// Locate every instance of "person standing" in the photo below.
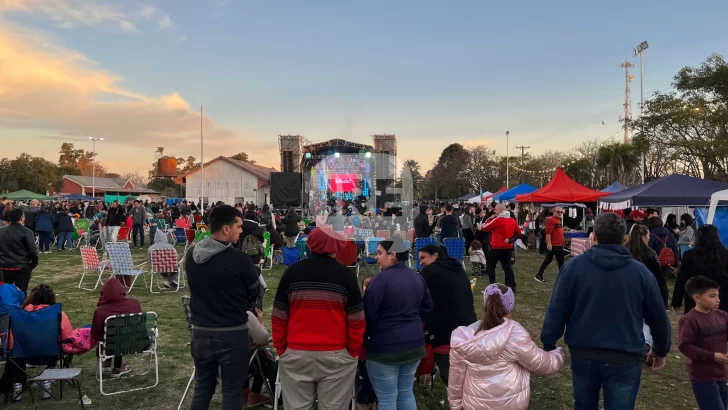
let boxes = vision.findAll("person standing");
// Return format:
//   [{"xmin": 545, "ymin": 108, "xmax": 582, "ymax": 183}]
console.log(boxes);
[
  {"xmin": 282, "ymin": 208, "xmax": 301, "ymax": 248},
  {"xmin": 647, "ymin": 216, "xmax": 679, "ymax": 308},
  {"xmin": 105, "ymin": 200, "xmax": 125, "ymax": 243},
  {"xmin": 272, "ymin": 228, "xmax": 365, "ymax": 410},
  {"xmin": 129, "ymin": 200, "xmax": 147, "ymax": 248},
  {"xmin": 534, "ymin": 206, "xmax": 565, "ymax": 283},
  {"xmin": 0, "ymin": 208, "xmax": 39, "ymax": 292},
  {"xmin": 35, "ymin": 204, "xmax": 55, "ymax": 254},
  {"xmin": 437, "ymin": 204, "xmax": 459, "ymax": 242},
  {"xmin": 541, "ymin": 212, "xmax": 671, "ymax": 410},
  {"xmin": 461, "ymin": 206, "xmax": 475, "ymax": 256},
  {"xmin": 54, "ymin": 208, "xmax": 74, "ymax": 251},
  {"xmin": 481, "ymin": 203, "xmax": 521, "ymax": 291},
  {"xmin": 677, "ymin": 213, "xmax": 696, "ymax": 257},
  {"xmin": 678, "ymin": 276, "xmax": 728, "ymax": 410},
  {"xmin": 186, "ymin": 205, "xmax": 260, "ymax": 410}
]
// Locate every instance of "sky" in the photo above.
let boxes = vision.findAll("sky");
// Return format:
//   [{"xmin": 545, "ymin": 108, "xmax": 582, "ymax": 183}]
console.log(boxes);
[{"xmin": 1, "ymin": 0, "xmax": 727, "ymax": 175}]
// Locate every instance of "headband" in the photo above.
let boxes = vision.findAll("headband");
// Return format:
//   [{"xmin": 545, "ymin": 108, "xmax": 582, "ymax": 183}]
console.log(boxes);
[{"xmin": 483, "ymin": 283, "xmax": 515, "ymax": 313}]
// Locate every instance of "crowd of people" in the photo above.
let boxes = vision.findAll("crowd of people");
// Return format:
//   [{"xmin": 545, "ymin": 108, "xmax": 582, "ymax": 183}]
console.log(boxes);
[{"xmin": 2, "ymin": 191, "xmax": 728, "ymax": 409}]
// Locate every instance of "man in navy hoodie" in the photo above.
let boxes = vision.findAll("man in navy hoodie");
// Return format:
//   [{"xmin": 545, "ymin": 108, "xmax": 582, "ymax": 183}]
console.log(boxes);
[{"xmin": 541, "ymin": 212, "xmax": 671, "ymax": 410}]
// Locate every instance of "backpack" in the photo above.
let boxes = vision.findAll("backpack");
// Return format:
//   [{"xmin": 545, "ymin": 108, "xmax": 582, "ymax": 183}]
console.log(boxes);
[
  {"xmin": 242, "ymin": 234, "xmax": 265, "ymax": 258},
  {"xmin": 652, "ymin": 234, "xmax": 675, "ymax": 267}
]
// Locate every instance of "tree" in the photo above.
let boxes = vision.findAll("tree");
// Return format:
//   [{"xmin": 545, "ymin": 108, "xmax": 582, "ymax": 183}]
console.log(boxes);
[
  {"xmin": 400, "ymin": 159, "xmax": 425, "ymax": 199},
  {"xmin": 0, "ymin": 154, "xmax": 61, "ymax": 193},
  {"xmin": 230, "ymin": 152, "xmax": 256, "ymax": 164},
  {"xmin": 430, "ymin": 144, "xmax": 470, "ymax": 199},
  {"xmin": 462, "ymin": 146, "xmax": 502, "ymax": 192},
  {"xmin": 122, "ymin": 171, "xmax": 146, "ymax": 188},
  {"xmin": 596, "ymin": 143, "xmax": 639, "ymax": 184},
  {"xmin": 178, "ymin": 156, "xmax": 197, "ymax": 175},
  {"xmin": 104, "ymin": 172, "xmax": 121, "ymax": 179},
  {"xmin": 147, "ymin": 178, "xmax": 182, "ymax": 197},
  {"xmin": 57, "ymin": 142, "xmax": 103, "ymax": 176}
]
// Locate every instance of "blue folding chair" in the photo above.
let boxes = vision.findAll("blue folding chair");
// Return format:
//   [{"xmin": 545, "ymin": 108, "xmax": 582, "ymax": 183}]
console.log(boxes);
[
  {"xmin": 356, "ymin": 229, "xmax": 373, "ymax": 239},
  {"xmin": 280, "ymin": 247, "xmax": 300, "ymax": 271},
  {"xmin": 295, "ymin": 239, "xmax": 308, "ymax": 260},
  {"xmin": 174, "ymin": 228, "xmax": 187, "ymax": 245},
  {"xmin": 362, "ymin": 237, "xmax": 383, "ymax": 272},
  {"xmin": 414, "ymin": 237, "xmax": 437, "ymax": 271},
  {"xmin": 403, "ymin": 240, "xmax": 412, "ymax": 267},
  {"xmin": 444, "ymin": 237, "xmax": 466, "ymax": 268},
  {"xmin": 7, "ymin": 304, "xmax": 85, "ymax": 408}
]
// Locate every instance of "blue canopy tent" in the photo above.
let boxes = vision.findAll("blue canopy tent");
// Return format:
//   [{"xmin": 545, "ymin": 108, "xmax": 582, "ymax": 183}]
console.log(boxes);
[
  {"xmin": 64, "ymin": 193, "xmax": 98, "ymax": 201},
  {"xmin": 599, "ymin": 174, "xmax": 728, "ymax": 210},
  {"xmin": 493, "ymin": 184, "xmax": 538, "ymax": 202},
  {"xmin": 601, "ymin": 181, "xmax": 626, "ymax": 193}
]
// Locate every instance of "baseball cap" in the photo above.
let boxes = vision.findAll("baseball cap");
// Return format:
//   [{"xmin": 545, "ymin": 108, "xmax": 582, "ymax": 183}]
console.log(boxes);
[{"xmin": 629, "ymin": 210, "xmax": 648, "ymax": 219}]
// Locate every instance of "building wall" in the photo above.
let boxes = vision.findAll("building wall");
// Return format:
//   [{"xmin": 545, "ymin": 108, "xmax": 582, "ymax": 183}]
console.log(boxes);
[
  {"xmin": 184, "ymin": 159, "xmax": 271, "ymax": 205},
  {"xmin": 62, "ymin": 179, "xmax": 84, "ymax": 195}
]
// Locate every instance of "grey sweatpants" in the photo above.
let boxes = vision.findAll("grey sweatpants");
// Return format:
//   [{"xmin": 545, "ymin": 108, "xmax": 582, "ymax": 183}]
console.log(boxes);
[{"xmin": 279, "ymin": 349, "xmax": 357, "ymax": 410}]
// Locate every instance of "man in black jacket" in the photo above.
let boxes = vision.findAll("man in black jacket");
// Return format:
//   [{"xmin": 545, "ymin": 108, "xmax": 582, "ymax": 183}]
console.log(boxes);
[
  {"xmin": 0, "ymin": 208, "xmax": 39, "ymax": 292},
  {"xmin": 105, "ymin": 200, "xmax": 125, "ymax": 243},
  {"xmin": 186, "ymin": 205, "xmax": 259, "ymax": 410},
  {"xmin": 414, "ymin": 204, "xmax": 433, "ymax": 239}
]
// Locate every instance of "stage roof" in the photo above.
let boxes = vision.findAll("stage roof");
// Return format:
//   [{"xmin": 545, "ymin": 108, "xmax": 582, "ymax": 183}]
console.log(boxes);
[{"xmin": 303, "ymin": 138, "xmax": 374, "ymax": 155}]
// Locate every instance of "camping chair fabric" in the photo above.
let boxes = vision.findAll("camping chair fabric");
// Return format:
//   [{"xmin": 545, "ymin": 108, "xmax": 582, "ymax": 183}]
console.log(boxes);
[
  {"xmin": 116, "ymin": 227, "xmax": 129, "ymax": 242},
  {"xmin": 174, "ymin": 228, "xmax": 186, "ymax": 245},
  {"xmin": 356, "ymin": 229, "xmax": 373, "ymax": 239},
  {"xmin": 105, "ymin": 243, "xmax": 147, "ymax": 292},
  {"xmin": 376, "ymin": 230, "xmax": 390, "ymax": 239},
  {"xmin": 295, "ymin": 239, "xmax": 308, "ymax": 260},
  {"xmin": 149, "ymin": 248, "xmax": 184, "ymax": 293},
  {"xmin": 98, "ymin": 312, "xmax": 158, "ymax": 396},
  {"xmin": 281, "ymin": 247, "xmax": 300, "ymax": 268},
  {"xmin": 336, "ymin": 240, "xmax": 359, "ymax": 277},
  {"xmin": 79, "ymin": 246, "xmax": 111, "ymax": 291},
  {"xmin": 414, "ymin": 238, "xmax": 438, "ymax": 270},
  {"xmin": 262, "ymin": 231, "xmax": 274, "ymax": 271},
  {"xmin": 444, "ymin": 237, "xmax": 466, "ymax": 264}
]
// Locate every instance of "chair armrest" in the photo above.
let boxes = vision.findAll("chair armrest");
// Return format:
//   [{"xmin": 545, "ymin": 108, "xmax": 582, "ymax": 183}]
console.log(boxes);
[{"xmin": 133, "ymin": 262, "xmax": 148, "ymax": 270}]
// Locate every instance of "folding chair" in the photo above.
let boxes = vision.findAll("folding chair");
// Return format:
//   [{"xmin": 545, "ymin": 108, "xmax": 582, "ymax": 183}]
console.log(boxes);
[
  {"xmin": 356, "ymin": 229, "xmax": 373, "ymax": 239},
  {"xmin": 105, "ymin": 243, "xmax": 148, "ymax": 292},
  {"xmin": 414, "ymin": 237, "xmax": 437, "ymax": 271},
  {"xmin": 174, "ymin": 228, "xmax": 187, "ymax": 246},
  {"xmin": 79, "ymin": 246, "xmax": 111, "ymax": 291},
  {"xmin": 183, "ymin": 229, "xmax": 196, "ymax": 255},
  {"xmin": 403, "ymin": 240, "xmax": 412, "ymax": 267},
  {"xmin": 116, "ymin": 227, "xmax": 130, "ymax": 243},
  {"xmin": 444, "ymin": 237, "xmax": 466, "ymax": 269},
  {"xmin": 336, "ymin": 239, "xmax": 360, "ymax": 277},
  {"xmin": 376, "ymin": 230, "xmax": 390, "ymax": 240},
  {"xmin": 97, "ymin": 312, "xmax": 158, "ymax": 396},
  {"xmin": 295, "ymin": 238, "xmax": 308, "ymax": 261},
  {"xmin": 393, "ymin": 230, "xmax": 408, "ymax": 239},
  {"xmin": 407, "ymin": 229, "xmax": 416, "ymax": 243},
  {"xmin": 7, "ymin": 304, "xmax": 85, "ymax": 409},
  {"xmin": 343, "ymin": 226, "xmax": 356, "ymax": 237},
  {"xmin": 261, "ymin": 231, "xmax": 274, "ymax": 271},
  {"xmin": 363, "ymin": 237, "xmax": 383, "ymax": 272},
  {"xmin": 74, "ymin": 220, "xmax": 90, "ymax": 249},
  {"xmin": 149, "ymin": 248, "xmax": 185, "ymax": 293},
  {"xmin": 158, "ymin": 220, "xmax": 176, "ymax": 244}
]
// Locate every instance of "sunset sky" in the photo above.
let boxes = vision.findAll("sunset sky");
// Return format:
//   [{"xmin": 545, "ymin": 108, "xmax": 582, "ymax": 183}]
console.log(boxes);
[{"xmin": 1, "ymin": 0, "xmax": 727, "ymax": 175}]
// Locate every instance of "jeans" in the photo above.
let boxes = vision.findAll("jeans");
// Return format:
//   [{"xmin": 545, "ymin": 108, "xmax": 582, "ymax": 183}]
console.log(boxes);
[
  {"xmin": 366, "ymin": 359, "xmax": 420, "ymax": 410},
  {"xmin": 149, "ymin": 226, "xmax": 157, "ymax": 245},
  {"xmin": 487, "ymin": 248, "xmax": 517, "ymax": 291},
  {"xmin": 38, "ymin": 231, "xmax": 51, "ymax": 251},
  {"xmin": 106, "ymin": 226, "xmax": 120, "ymax": 243},
  {"xmin": 536, "ymin": 245, "xmax": 565, "ymax": 278},
  {"xmin": 571, "ymin": 357, "xmax": 642, "ymax": 410},
  {"xmin": 132, "ymin": 223, "xmax": 145, "ymax": 247},
  {"xmin": 57, "ymin": 231, "xmax": 73, "ymax": 250},
  {"xmin": 190, "ymin": 328, "xmax": 250, "ymax": 410},
  {"xmin": 691, "ymin": 380, "xmax": 728, "ymax": 410}
]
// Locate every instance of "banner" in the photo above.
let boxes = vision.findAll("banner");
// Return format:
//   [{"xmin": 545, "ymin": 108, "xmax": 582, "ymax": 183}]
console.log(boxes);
[{"xmin": 329, "ymin": 174, "xmax": 358, "ymax": 192}]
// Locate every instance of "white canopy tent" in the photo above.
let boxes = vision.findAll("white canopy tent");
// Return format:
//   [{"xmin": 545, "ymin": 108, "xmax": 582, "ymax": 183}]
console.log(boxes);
[
  {"xmin": 707, "ymin": 189, "xmax": 728, "ymax": 224},
  {"xmin": 467, "ymin": 191, "xmax": 492, "ymax": 203}
]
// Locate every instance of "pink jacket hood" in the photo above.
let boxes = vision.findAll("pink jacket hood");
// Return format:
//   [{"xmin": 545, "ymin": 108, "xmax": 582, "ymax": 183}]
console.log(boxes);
[{"xmin": 448, "ymin": 318, "xmax": 565, "ymax": 410}]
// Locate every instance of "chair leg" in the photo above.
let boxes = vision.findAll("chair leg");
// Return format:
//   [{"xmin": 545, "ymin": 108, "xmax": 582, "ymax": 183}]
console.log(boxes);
[
  {"xmin": 77, "ymin": 373, "xmax": 85, "ymax": 410},
  {"xmin": 178, "ymin": 366, "xmax": 195, "ymax": 410}
]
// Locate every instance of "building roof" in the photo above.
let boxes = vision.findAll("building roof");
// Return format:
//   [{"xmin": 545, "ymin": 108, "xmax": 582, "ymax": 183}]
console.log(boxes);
[
  {"xmin": 63, "ymin": 175, "xmax": 155, "ymax": 193},
  {"xmin": 175, "ymin": 156, "xmax": 277, "ymax": 184}
]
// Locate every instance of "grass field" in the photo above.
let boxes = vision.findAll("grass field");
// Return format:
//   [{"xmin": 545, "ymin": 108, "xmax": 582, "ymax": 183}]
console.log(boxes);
[{"xmin": 8, "ymin": 242, "xmax": 697, "ymax": 409}]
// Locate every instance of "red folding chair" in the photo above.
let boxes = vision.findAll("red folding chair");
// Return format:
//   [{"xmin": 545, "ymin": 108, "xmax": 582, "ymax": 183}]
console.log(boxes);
[
  {"xmin": 335, "ymin": 240, "xmax": 359, "ymax": 277},
  {"xmin": 407, "ymin": 229, "xmax": 416, "ymax": 243},
  {"xmin": 117, "ymin": 227, "xmax": 129, "ymax": 242},
  {"xmin": 343, "ymin": 226, "xmax": 356, "ymax": 237}
]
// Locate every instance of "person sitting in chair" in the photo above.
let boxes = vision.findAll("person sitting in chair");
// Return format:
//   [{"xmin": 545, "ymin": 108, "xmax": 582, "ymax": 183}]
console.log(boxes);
[
  {"xmin": 147, "ymin": 230, "xmax": 180, "ymax": 288},
  {"xmin": 244, "ymin": 301, "xmax": 276, "ymax": 407}
]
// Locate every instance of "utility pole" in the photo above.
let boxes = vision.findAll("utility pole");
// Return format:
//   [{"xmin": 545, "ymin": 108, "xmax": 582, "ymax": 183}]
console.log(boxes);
[
  {"xmin": 634, "ymin": 41, "xmax": 649, "ymax": 184},
  {"xmin": 516, "ymin": 145, "xmax": 529, "ymax": 183},
  {"xmin": 505, "ymin": 131, "xmax": 510, "ymax": 188},
  {"xmin": 88, "ymin": 137, "xmax": 104, "ymax": 197},
  {"xmin": 620, "ymin": 61, "xmax": 635, "ymax": 144},
  {"xmin": 200, "ymin": 105, "xmax": 204, "ymax": 216}
]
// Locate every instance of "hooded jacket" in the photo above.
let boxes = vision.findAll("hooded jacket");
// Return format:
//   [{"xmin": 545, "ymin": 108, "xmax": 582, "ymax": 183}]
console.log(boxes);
[
  {"xmin": 482, "ymin": 211, "xmax": 522, "ymax": 250},
  {"xmin": 541, "ymin": 244, "xmax": 672, "ymax": 362},
  {"xmin": 34, "ymin": 210, "xmax": 55, "ymax": 233},
  {"xmin": 448, "ymin": 319, "xmax": 565, "ymax": 410},
  {"xmin": 22, "ymin": 206, "xmax": 39, "ymax": 231},
  {"xmin": 421, "ymin": 257, "xmax": 477, "ymax": 347},
  {"xmin": 54, "ymin": 211, "xmax": 74, "ymax": 233},
  {"xmin": 414, "ymin": 206, "xmax": 433, "ymax": 238},
  {"xmin": 91, "ymin": 279, "xmax": 142, "ymax": 342},
  {"xmin": 186, "ymin": 237, "xmax": 259, "ymax": 329}
]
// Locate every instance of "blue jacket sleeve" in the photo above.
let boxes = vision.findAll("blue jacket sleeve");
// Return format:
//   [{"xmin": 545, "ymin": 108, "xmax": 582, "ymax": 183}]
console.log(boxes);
[
  {"xmin": 363, "ymin": 275, "xmax": 385, "ymax": 326},
  {"xmin": 642, "ymin": 269, "xmax": 672, "ymax": 357},
  {"xmin": 540, "ymin": 263, "xmax": 573, "ymax": 351}
]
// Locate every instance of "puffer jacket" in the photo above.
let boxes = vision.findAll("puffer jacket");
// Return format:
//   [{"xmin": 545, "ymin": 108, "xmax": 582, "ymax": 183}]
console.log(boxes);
[{"xmin": 448, "ymin": 319, "xmax": 565, "ymax": 410}]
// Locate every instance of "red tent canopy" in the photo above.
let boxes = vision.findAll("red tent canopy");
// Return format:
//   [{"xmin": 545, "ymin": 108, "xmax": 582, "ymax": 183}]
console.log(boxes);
[
  {"xmin": 484, "ymin": 186, "xmax": 507, "ymax": 200},
  {"xmin": 515, "ymin": 168, "xmax": 610, "ymax": 203}
]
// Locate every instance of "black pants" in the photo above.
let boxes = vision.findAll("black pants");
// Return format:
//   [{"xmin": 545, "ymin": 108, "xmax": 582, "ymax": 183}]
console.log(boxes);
[
  {"xmin": 190, "ymin": 328, "xmax": 250, "ymax": 410},
  {"xmin": 243, "ymin": 348, "xmax": 277, "ymax": 395},
  {"xmin": 536, "ymin": 246, "xmax": 565, "ymax": 278},
  {"xmin": 132, "ymin": 223, "xmax": 145, "ymax": 247},
  {"xmin": 434, "ymin": 353, "xmax": 450, "ymax": 386},
  {"xmin": 463, "ymin": 229, "xmax": 474, "ymax": 256},
  {"xmin": 657, "ymin": 267, "xmax": 670, "ymax": 309},
  {"xmin": 691, "ymin": 380, "xmax": 728, "ymax": 410},
  {"xmin": 38, "ymin": 231, "xmax": 51, "ymax": 252},
  {"xmin": 487, "ymin": 248, "xmax": 516, "ymax": 291},
  {"xmin": 539, "ymin": 231, "xmax": 547, "ymax": 254},
  {"xmin": 2, "ymin": 267, "xmax": 32, "ymax": 293}
]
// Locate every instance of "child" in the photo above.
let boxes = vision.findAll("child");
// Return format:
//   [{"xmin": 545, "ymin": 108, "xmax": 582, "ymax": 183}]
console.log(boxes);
[
  {"xmin": 678, "ymin": 275, "xmax": 728, "ymax": 410},
  {"xmin": 448, "ymin": 284, "xmax": 565, "ymax": 410},
  {"xmin": 468, "ymin": 241, "xmax": 487, "ymax": 277},
  {"xmin": 356, "ymin": 275, "xmax": 377, "ymax": 410}
]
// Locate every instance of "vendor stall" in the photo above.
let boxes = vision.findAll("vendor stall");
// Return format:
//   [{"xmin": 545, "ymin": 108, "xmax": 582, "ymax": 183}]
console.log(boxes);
[
  {"xmin": 493, "ymin": 183, "xmax": 538, "ymax": 202},
  {"xmin": 599, "ymin": 174, "xmax": 728, "ymax": 210}
]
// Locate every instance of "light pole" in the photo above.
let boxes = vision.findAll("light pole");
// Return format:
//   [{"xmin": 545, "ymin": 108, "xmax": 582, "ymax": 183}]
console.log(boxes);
[
  {"xmin": 634, "ymin": 41, "xmax": 648, "ymax": 184},
  {"xmin": 505, "ymin": 131, "xmax": 510, "ymax": 188},
  {"xmin": 88, "ymin": 137, "xmax": 104, "ymax": 197}
]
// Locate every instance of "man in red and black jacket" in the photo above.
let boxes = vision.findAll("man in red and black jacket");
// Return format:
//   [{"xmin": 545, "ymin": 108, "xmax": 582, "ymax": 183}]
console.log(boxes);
[
  {"xmin": 272, "ymin": 228, "xmax": 365, "ymax": 409},
  {"xmin": 482, "ymin": 203, "xmax": 522, "ymax": 291},
  {"xmin": 535, "ymin": 206, "xmax": 566, "ymax": 283}
]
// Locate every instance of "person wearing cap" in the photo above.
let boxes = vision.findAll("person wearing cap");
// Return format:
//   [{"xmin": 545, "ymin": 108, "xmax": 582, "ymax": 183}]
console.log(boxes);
[
  {"xmin": 363, "ymin": 237, "xmax": 433, "ymax": 410},
  {"xmin": 541, "ymin": 212, "xmax": 671, "ymax": 409},
  {"xmin": 272, "ymin": 228, "xmax": 365, "ymax": 410},
  {"xmin": 534, "ymin": 206, "xmax": 566, "ymax": 283},
  {"xmin": 449, "ymin": 283, "xmax": 565, "ymax": 410},
  {"xmin": 626, "ymin": 209, "xmax": 648, "ymax": 234}
]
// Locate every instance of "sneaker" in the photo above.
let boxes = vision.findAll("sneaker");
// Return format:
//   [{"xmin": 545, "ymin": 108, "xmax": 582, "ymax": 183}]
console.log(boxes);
[
  {"xmin": 162, "ymin": 280, "xmax": 172, "ymax": 289},
  {"xmin": 171, "ymin": 281, "xmax": 179, "ymax": 288},
  {"xmin": 534, "ymin": 275, "xmax": 545, "ymax": 283},
  {"xmin": 111, "ymin": 365, "xmax": 132, "ymax": 378}
]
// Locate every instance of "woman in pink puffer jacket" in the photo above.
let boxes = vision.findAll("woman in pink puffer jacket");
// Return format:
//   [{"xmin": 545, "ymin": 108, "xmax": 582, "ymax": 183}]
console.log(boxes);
[{"xmin": 448, "ymin": 284, "xmax": 565, "ymax": 410}]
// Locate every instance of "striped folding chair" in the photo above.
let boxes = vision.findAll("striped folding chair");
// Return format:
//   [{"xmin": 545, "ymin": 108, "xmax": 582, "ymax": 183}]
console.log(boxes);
[
  {"xmin": 149, "ymin": 248, "xmax": 185, "ymax": 293},
  {"xmin": 105, "ymin": 242, "xmax": 147, "ymax": 292},
  {"xmin": 376, "ymin": 230, "xmax": 390, "ymax": 240},
  {"xmin": 79, "ymin": 245, "xmax": 111, "ymax": 291},
  {"xmin": 261, "ymin": 231, "xmax": 274, "ymax": 271},
  {"xmin": 444, "ymin": 237, "xmax": 466, "ymax": 269},
  {"xmin": 357, "ymin": 229, "xmax": 373, "ymax": 239},
  {"xmin": 414, "ymin": 237, "xmax": 438, "ymax": 271}
]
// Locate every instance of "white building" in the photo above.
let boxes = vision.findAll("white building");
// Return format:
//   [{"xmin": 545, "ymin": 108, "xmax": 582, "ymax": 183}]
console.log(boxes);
[{"xmin": 175, "ymin": 156, "xmax": 276, "ymax": 205}]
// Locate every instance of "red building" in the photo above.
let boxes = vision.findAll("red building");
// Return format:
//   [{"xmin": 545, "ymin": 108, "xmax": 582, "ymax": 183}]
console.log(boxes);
[{"xmin": 61, "ymin": 175, "xmax": 157, "ymax": 197}]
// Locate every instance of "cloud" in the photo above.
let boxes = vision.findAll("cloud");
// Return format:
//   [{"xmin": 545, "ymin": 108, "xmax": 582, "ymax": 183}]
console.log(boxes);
[
  {"xmin": 0, "ymin": 25, "xmax": 272, "ymax": 172},
  {"xmin": 177, "ymin": 34, "xmax": 187, "ymax": 42},
  {"xmin": 0, "ymin": 0, "xmax": 135, "ymax": 31},
  {"xmin": 119, "ymin": 20, "xmax": 136, "ymax": 32},
  {"xmin": 158, "ymin": 13, "xmax": 174, "ymax": 30},
  {"xmin": 138, "ymin": 5, "xmax": 155, "ymax": 20}
]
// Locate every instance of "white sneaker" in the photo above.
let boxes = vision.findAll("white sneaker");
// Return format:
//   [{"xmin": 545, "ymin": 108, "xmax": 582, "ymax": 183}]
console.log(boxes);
[{"xmin": 162, "ymin": 280, "xmax": 172, "ymax": 289}]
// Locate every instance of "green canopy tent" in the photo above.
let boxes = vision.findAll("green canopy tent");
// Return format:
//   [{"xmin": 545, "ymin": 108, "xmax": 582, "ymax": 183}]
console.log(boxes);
[{"xmin": 4, "ymin": 189, "xmax": 54, "ymax": 201}]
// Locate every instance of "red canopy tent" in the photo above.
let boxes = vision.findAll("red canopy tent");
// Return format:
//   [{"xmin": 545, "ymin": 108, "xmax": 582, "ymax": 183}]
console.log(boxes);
[
  {"xmin": 484, "ymin": 186, "xmax": 507, "ymax": 201},
  {"xmin": 515, "ymin": 168, "xmax": 610, "ymax": 203}
]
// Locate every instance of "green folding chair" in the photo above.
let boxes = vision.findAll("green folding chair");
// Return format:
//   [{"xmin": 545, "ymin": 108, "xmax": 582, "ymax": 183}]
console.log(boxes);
[{"xmin": 261, "ymin": 231, "xmax": 273, "ymax": 271}]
